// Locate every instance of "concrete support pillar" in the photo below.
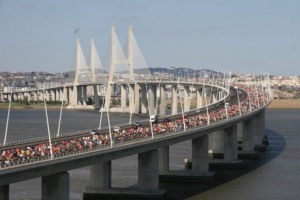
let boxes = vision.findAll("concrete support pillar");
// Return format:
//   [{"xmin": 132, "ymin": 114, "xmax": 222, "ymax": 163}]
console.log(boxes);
[
  {"xmin": 52, "ymin": 90, "xmax": 56, "ymax": 101},
  {"xmin": 224, "ymin": 125, "xmax": 238, "ymax": 160},
  {"xmin": 27, "ymin": 92, "xmax": 31, "ymax": 102},
  {"xmin": 14, "ymin": 93, "xmax": 17, "ymax": 101},
  {"xmin": 129, "ymin": 84, "xmax": 135, "ymax": 113},
  {"xmin": 141, "ymin": 85, "xmax": 148, "ymax": 114},
  {"xmin": 42, "ymin": 172, "xmax": 69, "ymax": 200},
  {"xmin": 7, "ymin": 94, "xmax": 12, "ymax": 101},
  {"xmin": 260, "ymin": 109, "xmax": 266, "ymax": 139},
  {"xmin": 160, "ymin": 85, "xmax": 166, "ymax": 115},
  {"xmin": 82, "ymin": 86, "xmax": 87, "ymax": 106},
  {"xmin": 8, "ymin": 93, "xmax": 12, "ymax": 101},
  {"xmin": 67, "ymin": 88, "xmax": 71, "ymax": 104},
  {"xmin": 192, "ymin": 135, "xmax": 209, "ymax": 174},
  {"xmin": 57, "ymin": 89, "xmax": 61, "ymax": 101},
  {"xmin": 38, "ymin": 91, "xmax": 43, "ymax": 101},
  {"xmin": 218, "ymin": 90, "xmax": 222, "ymax": 100},
  {"xmin": 242, "ymin": 119, "xmax": 255, "ymax": 151},
  {"xmin": 1, "ymin": 93, "xmax": 5, "ymax": 101},
  {"xmin": 69, "ymin": 86, "xmax": 78, "ymax": 106},
  {"xmin": 89, "ymin": 161, "xmax": 112, "ymax": 189},
  {"xmin": 99, "ymin": 85, "xmax": 105, "ymax": 95},
  {"xmin": 212, "ymin": 130, "xmax": 224, "ymax": 154},
  {"xmin": 51, "ymin": 89, "xmax": 58, "ymax": 101},
  {"xmin": 120, "ymin": 84, "xmax": 127, "ymax": 111},
  {"xmin": 77, "ymin": 86, "xmax": 82, "ymax": 105},
  {"xmin": 59, "ymin": 88, "xmax": 64, "ymax": 102},
  {"xmin": 93, "ymin": 85, "xmax": 100, "ymax": 109},
  {"xmin": 134, "ymin": 84, "xmax": 140, "ymax": 114},
  {"xmin": 55, "ymin": 89, "xmax": 58, "ymax": 101},
  {"xmin": 158, "ymin": 146, "xmax": 169, "ymax": 172},
  {"xmin": 55, "ymin": 89, "xmax": 59, "ymax": 102},
  {"xmin": 148, "ymin": 85, "xmax": 156, "ymax": 115},
  {"xmin": 58, "ymin": 88, "xmax": 61, "ymax": 102},
  {"xmin": 48, "ymin": 90, "xmax": 51, "ymax": 101},
  {"xmin": 254, "ymin": 110, "xmax": 265, "ymax": 145},
  {"xmin": 104, "ymin": 84, "xmax": 112, "ymax": 110},
  {"xmin": 13, "ymin": 93, "xmax": 17, "ymax": 101},
  {"xmin": 171, "ymin": 85, "xmax": 178, "ymax": 115},
  {"xmin": 196, "ymin": 88, "xmax": 203, "ymax": 108},
  {"xmin": 183, "ymin": 85, "xmax": 190, "ymax": 112},
  {"xmin": 45, "ymin": 90, "xmax": 50, "ymax": 101},
  {"xmin": 212, "ymin": 92, "xmax": 217, "ymax": 103},
  {"xmin": 32, "ymin": 92, "xmax": 38, "ymax": 101},
  {"xmin": 237, "ymin": 122, "xmax": 243, "ymax": 141},
  {"xmin": 50, "ymin": 90, "xmax": 55, "ymax": 101},
  {"xmin": 138, "ymin": 150, "xmax": 159, "ymax": 192},
  {"xmin": 0, "ymin": 185, "xmax": 9, "ymax": 200}
]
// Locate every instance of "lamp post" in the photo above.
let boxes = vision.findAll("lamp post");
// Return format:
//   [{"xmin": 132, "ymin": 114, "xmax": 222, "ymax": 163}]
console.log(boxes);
[
  {"xmin": 225, "ymin": 102, "xmax": 229, "ymax": 120},
  {"xmin": 204, "ymin": 89, "xmax": 210, "ymax": 125},
  {"xmin": 234, "ymin": 84, "xmax": 242, "ymax": 116}
]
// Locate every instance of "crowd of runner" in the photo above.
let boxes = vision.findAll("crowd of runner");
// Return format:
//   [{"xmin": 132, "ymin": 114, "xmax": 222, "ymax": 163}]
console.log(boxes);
[{"xmin": 0, "ymin": 85, "xmax": 269, "ymax": 168}]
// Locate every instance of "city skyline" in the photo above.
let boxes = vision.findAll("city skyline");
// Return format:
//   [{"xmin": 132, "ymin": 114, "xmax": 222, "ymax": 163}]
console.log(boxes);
[{"xmin": 0, "ymin": 1, "xmax": 299, "ymax": 76}]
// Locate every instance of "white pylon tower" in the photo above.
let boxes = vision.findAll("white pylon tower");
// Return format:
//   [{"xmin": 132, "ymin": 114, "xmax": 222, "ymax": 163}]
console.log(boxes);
[
  {"xmin": 126, "ymin": 26, "xmax": 152, "ymax": 81},
  {"xmin": 127, "ymin": 26, "xmax": 134, "ymax": 79},
  {"xmin": 69, "ymin": 38, "xmax": 83, "ymax": 107},
  {"xmin": 104, "ymin": 26, "xmax": 126, "ymax": 110},
  {"xmin": 101, "ymin": 26, "xmax": 152, "ymax": 111},
  {"xmin": 89, "ymin": 38, "xmax": 97, "ymax": 83},
  {"xmin": 89, "ymin": 38, "xmax": 104, "ymax": 109},
  {"xmin": 107, "ymin": 26, "xmax": 133, "ymax": 83},
  {"xmin": 108, "ymin": 26, "xmax": 116, "ymax": 83},
  {"xmin": 74, "ymin": 38, "xmax": 82, "ymax": 85}
]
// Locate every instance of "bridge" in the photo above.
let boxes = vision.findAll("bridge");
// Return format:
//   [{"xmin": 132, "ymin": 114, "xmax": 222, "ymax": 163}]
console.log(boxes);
[{"xmin": 0, "ymin": 26, "xmax": 272, "ymax": 200}]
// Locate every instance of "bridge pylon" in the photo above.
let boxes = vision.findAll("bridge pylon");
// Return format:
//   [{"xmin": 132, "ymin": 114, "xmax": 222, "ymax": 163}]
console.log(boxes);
[{"xmin": 67, "ymin": 38, "xmax": 86, "ymax": 109}]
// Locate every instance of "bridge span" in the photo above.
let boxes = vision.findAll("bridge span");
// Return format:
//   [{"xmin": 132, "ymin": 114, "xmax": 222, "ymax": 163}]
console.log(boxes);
[
  {"xmin": 0, "ymin": 78, "xmax": 271, "ymax": 200},
  {"xmin": 0, "ymin": 26, "xmax": 272, "ymax": 199}
]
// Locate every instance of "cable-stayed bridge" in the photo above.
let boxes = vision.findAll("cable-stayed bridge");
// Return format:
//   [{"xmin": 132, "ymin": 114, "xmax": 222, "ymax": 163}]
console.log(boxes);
[{"xmin": 0, "ymin": 26, "xmax": 272, "ymax": 200}]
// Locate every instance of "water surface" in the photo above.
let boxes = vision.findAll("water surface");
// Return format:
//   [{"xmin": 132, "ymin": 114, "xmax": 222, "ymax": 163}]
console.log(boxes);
[{"xmin": 0, "ymin": 108, "xmax": 299, "ymax": 200}]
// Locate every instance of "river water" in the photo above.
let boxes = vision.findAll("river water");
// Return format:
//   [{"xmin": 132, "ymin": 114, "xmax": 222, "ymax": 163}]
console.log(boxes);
[{"xmin": 0, "ymin": 108, "xmax": 299, "ymax": 200}]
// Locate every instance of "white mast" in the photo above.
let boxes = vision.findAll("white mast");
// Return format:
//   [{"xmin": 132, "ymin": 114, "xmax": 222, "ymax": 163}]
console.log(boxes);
[
  {"xmin": 178, "ymin": 77, "xmax": 186, "ymax": 131},
  {"xmin": 128, "ymin": 26, "xmax": 134, "ymax": 80},
  {"xmin": 43, "ymin": 86, "xmax": 54, "ymax": 159},
  {"xmin": 56, "ymin": 84, "xmax": 65, "ymax": 137},
  {"xmin": 202, "ymin": 72, "xmax": 210, "ymax": 125},
  {"xmin": 4, "ymin": 82, "xmax": 13, "ymax": 145}
]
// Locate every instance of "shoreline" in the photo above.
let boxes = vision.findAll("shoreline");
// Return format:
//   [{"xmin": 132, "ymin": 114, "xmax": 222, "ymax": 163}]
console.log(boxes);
[
  {"xmin": 1, "ymin": 99, "xmax": 300, "ymax": 110},
  {"xmin": 0, "ymin": 105, "xmax": 66, "ymax": 110},
  {"xmin": 267, "ymin": 99, "xmax": 300, "ymax": 109}
]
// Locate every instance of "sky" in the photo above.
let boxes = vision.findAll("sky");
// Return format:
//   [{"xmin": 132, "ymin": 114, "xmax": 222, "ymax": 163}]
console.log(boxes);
[{"xmin": 0, "ymin": 0, "xmax": 299, "ymax": 76}]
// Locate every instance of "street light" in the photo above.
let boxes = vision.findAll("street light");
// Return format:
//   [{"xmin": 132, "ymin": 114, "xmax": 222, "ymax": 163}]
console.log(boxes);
[
  {"xmin": 234, "ymin": 85, "xmax": 242, "ymax": 116},
  {"xmin": 225, "ymin": 102, "xmax": 229, "ymax": 120}
]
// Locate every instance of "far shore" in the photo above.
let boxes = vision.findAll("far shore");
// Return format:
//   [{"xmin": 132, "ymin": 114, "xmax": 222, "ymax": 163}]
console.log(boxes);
[
  {"xmin": 0, "ymin": 103, "xmax": 66, "ymax": 110},
  {"xmin": 267, "ymin": 99, "xmax": 300, "ymax": 109},
  {"xmin": 1, "ymin": 99, "xmax": 300, "ymax": 110},
  {"xmin": 0, "ymin": 106, "xmax": 66, "ymax": 110}
]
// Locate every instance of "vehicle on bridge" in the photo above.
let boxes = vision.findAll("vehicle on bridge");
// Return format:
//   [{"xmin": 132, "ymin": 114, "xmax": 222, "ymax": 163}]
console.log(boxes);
[
  {"xmin": 150, "ymin": 114, "xmax": 159, "ymax": 123},
  {"xmin": 90, "ymin": 129, "xmax": 100, "ymax": 135}
]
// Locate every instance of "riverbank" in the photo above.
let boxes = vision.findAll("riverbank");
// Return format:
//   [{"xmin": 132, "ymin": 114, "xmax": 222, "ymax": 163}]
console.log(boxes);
[
  {"xmin": 0, "ymin": 103, "xmax": 65, "ymax": 109},
  {"xmin": 267, "ymin": 99, "xmax": 300, "ymax": 109},
  {"xmin": 1, "ymin": 99, "xmax": 300, "ymax": 110}
]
